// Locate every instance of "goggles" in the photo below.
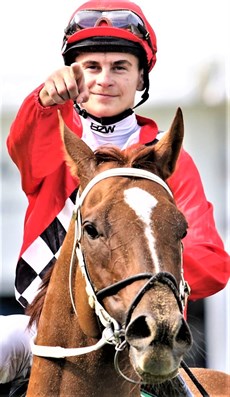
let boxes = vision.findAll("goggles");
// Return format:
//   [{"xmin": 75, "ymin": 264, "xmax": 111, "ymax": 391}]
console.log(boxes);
[{"xmin": 64, "ymin": 10, "xmax": 150, "ymax": 42}]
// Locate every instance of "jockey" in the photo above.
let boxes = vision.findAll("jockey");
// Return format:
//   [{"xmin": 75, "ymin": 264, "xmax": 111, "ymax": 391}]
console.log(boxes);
[{"xmin": 1, "ymin": 0, "xmax": 229, "ymax": 395}]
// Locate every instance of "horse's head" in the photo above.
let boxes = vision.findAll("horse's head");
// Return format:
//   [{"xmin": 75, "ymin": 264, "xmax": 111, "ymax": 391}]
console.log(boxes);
[{"xmin": 59, "ymin": 108, "xmax": 192, "ymax": 385}]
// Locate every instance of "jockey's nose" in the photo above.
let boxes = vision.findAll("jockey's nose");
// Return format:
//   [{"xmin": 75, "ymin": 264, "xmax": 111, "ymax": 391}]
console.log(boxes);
[{"xmin": 96, "ymin": 68, "xmax": 114, "ymax": 87}]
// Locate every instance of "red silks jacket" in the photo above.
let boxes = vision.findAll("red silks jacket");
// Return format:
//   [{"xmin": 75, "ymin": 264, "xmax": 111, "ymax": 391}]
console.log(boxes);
[{"xmin": 7, "ymin": 85, "xmax": 230, "ymax": 303}]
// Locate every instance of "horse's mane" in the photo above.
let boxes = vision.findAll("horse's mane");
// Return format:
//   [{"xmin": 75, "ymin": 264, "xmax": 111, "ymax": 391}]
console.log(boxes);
[
  {"xmin": 26, "ymin": 143, "xmax": 157, "ymax": 327},
  {"xmin": 26, "ymin": 265, "xmax": 54, "ymax": 327}
]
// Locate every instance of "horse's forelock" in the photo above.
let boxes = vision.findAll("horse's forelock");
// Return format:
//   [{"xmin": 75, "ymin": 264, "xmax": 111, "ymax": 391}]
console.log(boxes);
[
  {"xmin": 94, "ymin": 146, "xmax": 127, "ymax": 165},
  {"xmin": 126, "ymin": 145, "xmax": 158, "ymax": 172},
  {"xmin": 94, "ymin": 144, "xmax": 156, "ymax": 170}
]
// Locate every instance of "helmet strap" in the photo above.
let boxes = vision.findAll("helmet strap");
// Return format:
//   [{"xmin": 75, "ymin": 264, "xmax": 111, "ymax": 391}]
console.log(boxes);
[
  {"xmin": 74, "ymin": 103, "xmax": 134, "ymax": 125},
  {"xmin": 133, "ymin": 69, "xmax": 150, "ymax": 109},
  {"xmin": 133, "ymin": 86, "xmax": 149, "ymax": 109}
]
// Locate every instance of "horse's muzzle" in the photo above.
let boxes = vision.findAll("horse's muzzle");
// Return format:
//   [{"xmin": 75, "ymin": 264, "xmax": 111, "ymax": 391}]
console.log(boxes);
[{"xmin": 125, "ymin": 311, "xmax": 192, "ymax": 383}]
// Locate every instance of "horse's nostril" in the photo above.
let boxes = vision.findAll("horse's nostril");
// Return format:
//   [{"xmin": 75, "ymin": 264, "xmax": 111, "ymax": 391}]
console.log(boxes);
[
  {"xmin": 175, "ymin": 318, "xmax": 192, "ymax": 346},
  {"xmin": 126, "ymin": 315, "xmax": 151, "ymax": 339},
  {"xmin": 125, "ymin": 315, "xmax": 157, "ymax": 350},
  {"xmin": 126, "ymin": 314, "xmax": 192, "ymax": 352}
]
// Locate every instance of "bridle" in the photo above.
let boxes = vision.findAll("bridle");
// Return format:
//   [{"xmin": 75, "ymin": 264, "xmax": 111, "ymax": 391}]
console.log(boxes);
[
  {"xmin": 31, "ymin": 168, "xmax": 210, "ymax": 395},
  {"xmin": 32, "ymin": 167, "xmax": 190, "ymax": 358}
]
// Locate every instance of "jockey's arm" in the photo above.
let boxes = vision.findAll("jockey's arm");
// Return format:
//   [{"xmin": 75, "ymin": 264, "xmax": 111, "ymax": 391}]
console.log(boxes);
[
  {"xmin": 7, "ymin": 85, "xmax": 78, "ymax": 195},
  {"xmin": 168, "ymin": 148, "xmax": 230, "ymax": 300}
]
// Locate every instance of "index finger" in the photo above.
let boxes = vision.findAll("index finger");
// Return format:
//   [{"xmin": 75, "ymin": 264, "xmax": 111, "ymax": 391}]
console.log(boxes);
[{"xmin": 70, "ymin": 62, "xmax": 89, "ymax": 103}]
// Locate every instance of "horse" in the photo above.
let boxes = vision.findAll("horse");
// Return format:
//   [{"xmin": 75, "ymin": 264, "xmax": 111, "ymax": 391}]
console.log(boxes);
[{"xmin": 26, "ymin": 108, "xmax": 229, "ymax": 397}]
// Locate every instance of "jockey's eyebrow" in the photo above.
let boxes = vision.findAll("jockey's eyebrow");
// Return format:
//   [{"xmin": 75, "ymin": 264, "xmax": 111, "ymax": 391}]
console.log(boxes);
[
  {"xmin": 81, "ymin": 59, "xmax": 133, "ymax": 67},
  {"xmin": 112, "ymin": 60, "xmax": 133, "ymax": 67}
]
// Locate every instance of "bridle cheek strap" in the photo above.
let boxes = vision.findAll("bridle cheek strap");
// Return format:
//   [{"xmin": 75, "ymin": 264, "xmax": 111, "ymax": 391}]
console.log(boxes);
[{"xmin": 75, "ymin": 241, "xmax": 121, "ymax": 337}]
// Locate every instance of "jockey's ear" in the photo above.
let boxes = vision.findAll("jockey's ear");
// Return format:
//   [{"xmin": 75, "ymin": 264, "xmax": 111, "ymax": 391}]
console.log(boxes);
[
  {"xmin": 58, "ymin": 110, "xmax": 97, "ymax": 188},
  {"xmin": 154, "ymin": 107, "xmax": 184, "ymax": 180}
]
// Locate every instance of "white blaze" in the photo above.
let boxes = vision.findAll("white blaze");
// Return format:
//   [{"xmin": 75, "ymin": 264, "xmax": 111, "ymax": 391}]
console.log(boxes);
[{"xmin": 124, "ymin": 187, "xmax": 160, "ymax": 273}]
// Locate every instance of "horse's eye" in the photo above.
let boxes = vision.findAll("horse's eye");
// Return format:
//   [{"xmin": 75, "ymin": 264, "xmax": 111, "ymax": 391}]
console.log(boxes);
[
  {"xmin": 83, "ymin": 223, "xmax": 100, "ymax": 239},
  {"xmin": 181, "ymin": 230, "xmax": 187, "ymax": 239}
]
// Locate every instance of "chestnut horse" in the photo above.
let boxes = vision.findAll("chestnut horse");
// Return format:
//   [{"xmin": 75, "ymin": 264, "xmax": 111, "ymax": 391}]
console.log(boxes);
[{"xmin": 26, "ymin": 109, "xmax": 229, "ymax": 397}]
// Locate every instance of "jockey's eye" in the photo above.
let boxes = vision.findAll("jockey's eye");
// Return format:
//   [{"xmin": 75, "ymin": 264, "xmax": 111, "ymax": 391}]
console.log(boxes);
[{"xmin": 83, "ymin": 222, "xmax": 100, "ymax": 239}]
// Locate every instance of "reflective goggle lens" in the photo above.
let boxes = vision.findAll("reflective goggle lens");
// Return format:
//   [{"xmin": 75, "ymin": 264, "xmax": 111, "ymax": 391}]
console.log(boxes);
[{"xmin": 65, "ymin": 10, "xmax": 147, "ymax": 40}]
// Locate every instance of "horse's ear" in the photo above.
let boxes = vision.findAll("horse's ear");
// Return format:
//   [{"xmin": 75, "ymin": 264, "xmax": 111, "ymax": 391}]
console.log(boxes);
[
  {"xmin": 154, "ymin": 107, "xmax": 184, "ymax": 180},
  {"xmin": 58, "ymin": 110, "xmax": 96, "ymax": 187}
]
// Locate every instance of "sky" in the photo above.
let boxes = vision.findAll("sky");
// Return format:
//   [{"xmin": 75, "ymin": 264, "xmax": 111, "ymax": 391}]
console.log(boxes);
[{"xmin": 1, "ymin": 0, "xmax": 229, "ymax": 110}]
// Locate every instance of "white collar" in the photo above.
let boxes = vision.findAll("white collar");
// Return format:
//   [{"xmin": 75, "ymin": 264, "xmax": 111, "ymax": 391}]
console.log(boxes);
[{"xmin": 81, "ymin": 114, "xmax": 141, "ymax": 151}]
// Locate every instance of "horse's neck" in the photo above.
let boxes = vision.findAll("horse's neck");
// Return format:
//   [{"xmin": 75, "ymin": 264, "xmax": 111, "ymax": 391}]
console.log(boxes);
[{"xmin": 30, "ymin": 334, "xmax": 139, "ymax": 396}]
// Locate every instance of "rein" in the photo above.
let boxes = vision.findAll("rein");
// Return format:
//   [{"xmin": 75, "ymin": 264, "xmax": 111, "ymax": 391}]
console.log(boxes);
[{"xmin": 31, "ymin": 167, "xmax": 209, "ymax": 396}]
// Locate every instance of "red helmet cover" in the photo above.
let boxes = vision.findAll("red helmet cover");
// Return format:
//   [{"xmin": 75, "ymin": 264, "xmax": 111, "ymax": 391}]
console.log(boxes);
[{"xmin": 62, "ymin": 0, "xmax": 157, "ymax": 71}]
